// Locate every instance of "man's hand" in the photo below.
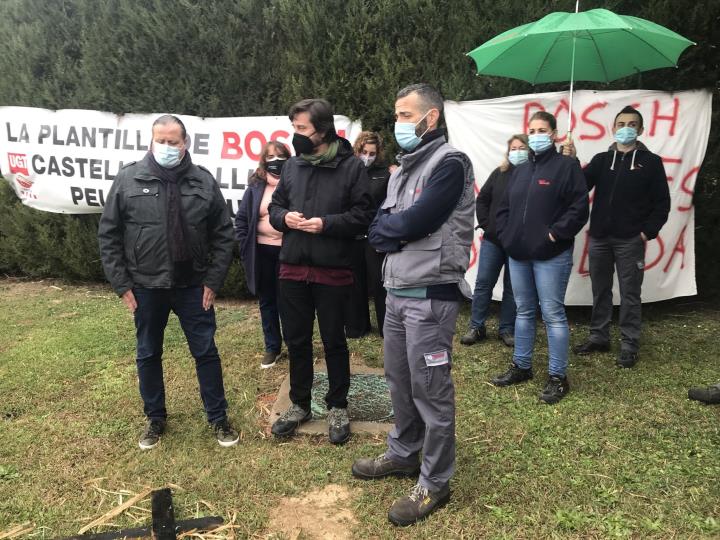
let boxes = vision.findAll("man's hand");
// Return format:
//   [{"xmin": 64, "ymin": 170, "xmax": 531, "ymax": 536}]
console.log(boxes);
[
  {"xmin": 121, "ymin": 289, "xmax": 137, "ymax": 313},
  {"xmin": 285, "ymin": 211, "xmax": 305, "ymax": 229},
  {"xmin": 297, "ymin": 217, "xmax": 324, "ymax": 234},
  {"xmin": 203, "ymin": 286, "xmax": 216, "ymax": 311}
]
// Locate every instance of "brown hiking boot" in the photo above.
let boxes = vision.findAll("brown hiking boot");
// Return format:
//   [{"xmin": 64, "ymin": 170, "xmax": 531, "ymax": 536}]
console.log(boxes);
[
  {"xmin": 351, "ymin": 454, "xmax": 420, "ymax": 480},
  {"xmin": 388, "ymin": 483, "xmax": 450, "ymax": 526}
]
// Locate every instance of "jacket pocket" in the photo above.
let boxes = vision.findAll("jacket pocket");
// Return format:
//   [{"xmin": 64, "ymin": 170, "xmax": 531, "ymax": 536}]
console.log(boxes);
[
  {"xmin": 133, "ymin": 224, "xmax": 166, "ymax": 276},
  {"xmin": 127, "ymin": 186, "xmax": 161, "ymax": 224},
  {"xmin": 396, "ymin": 232, "xmax": 442, "ymax": 284}
]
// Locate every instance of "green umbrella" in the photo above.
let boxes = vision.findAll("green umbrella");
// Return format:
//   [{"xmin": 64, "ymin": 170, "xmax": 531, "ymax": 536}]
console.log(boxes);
[{"xmin": 467, "ymin": 6, "xmax": 694, "ymax": 132}]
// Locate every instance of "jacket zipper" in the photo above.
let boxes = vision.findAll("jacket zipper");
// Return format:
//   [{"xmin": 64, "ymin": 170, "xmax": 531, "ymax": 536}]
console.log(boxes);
[
  {"xmin": 522, "ymin": 161, "xmax": 536, "ymax": 224},
  {"xmin": 607, "ymin": 153, "xmax": 626, "ymax": 212}
]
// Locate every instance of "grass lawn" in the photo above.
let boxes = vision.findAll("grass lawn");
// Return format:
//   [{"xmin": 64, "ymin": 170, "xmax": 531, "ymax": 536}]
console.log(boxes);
[{"xmin": 0, "ymin": 278, "xmax": 718, "ymax": 539}]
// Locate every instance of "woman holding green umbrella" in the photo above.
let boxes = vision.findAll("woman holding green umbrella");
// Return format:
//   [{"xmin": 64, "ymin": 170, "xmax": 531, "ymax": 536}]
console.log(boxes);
[{"xmin": 491, "ymin": 111, "xmax": 588, "ymax": 404}]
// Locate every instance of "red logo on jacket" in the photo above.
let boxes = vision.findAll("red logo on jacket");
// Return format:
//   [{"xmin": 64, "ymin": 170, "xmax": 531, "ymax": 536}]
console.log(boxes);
[{"xmin": 538, "ymin": 179, "xmax": 551, "ymax": 186}]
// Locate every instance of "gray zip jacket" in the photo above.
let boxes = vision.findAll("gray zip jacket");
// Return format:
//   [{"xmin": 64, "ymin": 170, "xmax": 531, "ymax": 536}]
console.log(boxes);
[
  {"xmin": 98, "ymin": 155, "xmax": 234, "ymax": 296},
  {"xmin": 379, "ymin": 138, "xmax": 475, "ymax": 297}
]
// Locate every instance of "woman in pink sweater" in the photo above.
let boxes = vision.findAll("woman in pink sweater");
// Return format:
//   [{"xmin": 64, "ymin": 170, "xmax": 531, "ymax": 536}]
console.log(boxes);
[{"xmin": 234, "ymin": 141, "xmax": 291, "ymax": 368}]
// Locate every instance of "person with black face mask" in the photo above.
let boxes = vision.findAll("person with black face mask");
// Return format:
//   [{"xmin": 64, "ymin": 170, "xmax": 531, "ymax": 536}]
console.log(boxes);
[
  {"xmin": 234, "ymin": 141, "xmax": 291, "ymax": 369},
  {"xmin": 268, "ymin": 98, "xmax": 373, "ymax": 445},
  {"xmin": 344, "ymin": 131, "xmax": 392, "ymax": 338}
]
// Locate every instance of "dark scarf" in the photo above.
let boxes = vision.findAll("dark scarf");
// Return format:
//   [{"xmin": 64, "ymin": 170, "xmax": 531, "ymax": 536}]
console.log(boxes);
[{"xmin": 147, "ymin": 151, "xmax": 193, "ymax": 263}]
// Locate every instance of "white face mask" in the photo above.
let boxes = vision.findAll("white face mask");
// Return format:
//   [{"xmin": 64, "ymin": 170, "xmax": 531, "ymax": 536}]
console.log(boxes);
[
  {"xmin": 153, "ymin": 142, "xmax": 182, "ymax": 168},
  {"xmin": 359, "ymin": 154, "xmax": 376, "ymax": 167}
]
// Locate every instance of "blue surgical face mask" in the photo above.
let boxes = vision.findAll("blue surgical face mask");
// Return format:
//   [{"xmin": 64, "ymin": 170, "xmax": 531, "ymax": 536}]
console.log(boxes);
[
  {"xmin": 394, "ymin": 110, "xmax": 431, "ymax": 152},
  {"xmin": 614, "ymin": 126, "xmax": 638, "ymax": 146},
  {"xmin": 153, "ymin": 142, "xmax": 182, "ymax": 168},
  {"xmin": 508, "ymin": 149, "xmax": 529, "ymax": 166},
  {"xmin": 528, "ymin": 133, "xmax": 554, "ymax": 154}
]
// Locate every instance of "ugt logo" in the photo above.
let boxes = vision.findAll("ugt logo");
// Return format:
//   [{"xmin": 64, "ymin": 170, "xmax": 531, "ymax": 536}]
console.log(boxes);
[{"xmin": 8, "ymin": 153, "xmax": 29, "ymax": 175}]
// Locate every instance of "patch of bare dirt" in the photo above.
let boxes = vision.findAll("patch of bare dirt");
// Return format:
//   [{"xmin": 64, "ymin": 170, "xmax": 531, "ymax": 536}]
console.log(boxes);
[{"xmin": 266, "ymin": 484, "xmax": 358, "ymax": 540}]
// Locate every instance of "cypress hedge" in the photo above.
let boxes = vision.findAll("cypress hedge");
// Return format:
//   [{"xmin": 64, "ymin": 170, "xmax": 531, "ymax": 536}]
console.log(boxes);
[{"xmin": 0, "ymin": 0, "xmax": 717, "ymax": 297}]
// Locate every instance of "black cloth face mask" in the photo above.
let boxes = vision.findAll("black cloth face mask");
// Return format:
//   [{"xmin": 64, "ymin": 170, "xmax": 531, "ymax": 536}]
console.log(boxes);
[
  {"xmin": 292, "ymin": 132, "xmax": 317, "ymax": 155},
  {"xmin": 265, "ymin": 158, "xmax": 287, "ymax": 177}
]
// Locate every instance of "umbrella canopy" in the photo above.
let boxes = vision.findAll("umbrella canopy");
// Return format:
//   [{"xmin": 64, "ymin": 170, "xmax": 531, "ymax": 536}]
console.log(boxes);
[{"xmin": 467, "ymin": 8, "xmax": 694, "ymax": 84}]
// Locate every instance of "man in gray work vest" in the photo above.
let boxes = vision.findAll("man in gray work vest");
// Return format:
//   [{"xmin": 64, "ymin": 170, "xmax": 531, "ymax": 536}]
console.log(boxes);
[{"xmin": 351, "ymin": 83, "xmax": 475, "ymax": 526}]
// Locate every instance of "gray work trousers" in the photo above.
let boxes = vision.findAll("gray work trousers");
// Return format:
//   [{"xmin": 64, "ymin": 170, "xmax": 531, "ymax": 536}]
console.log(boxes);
[
  {"xmin": 588, "ymin": 235, "xmax": 645, "ymax": 353},
  {"xmin": 383, "ymin": 294, "xmax": 459, "ymax": 492}
]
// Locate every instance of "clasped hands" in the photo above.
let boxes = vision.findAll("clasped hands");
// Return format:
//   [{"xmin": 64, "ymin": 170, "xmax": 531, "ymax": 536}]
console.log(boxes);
[{"xmin": 285, "ymin": 211, "xmax": 324, "ymax": 234}]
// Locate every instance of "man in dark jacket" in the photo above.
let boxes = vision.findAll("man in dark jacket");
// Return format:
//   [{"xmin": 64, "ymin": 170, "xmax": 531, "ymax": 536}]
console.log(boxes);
[
  {"xmin": 573, "ymin": 106, "xmax": 670, "ymax": 368},
  {"xmin": 268, "ymin": 98, "xmax": 372, "ymax": 445},
  {"xmin": 98, "ymin": 114, "xmax": 238, "ymax": 450}
]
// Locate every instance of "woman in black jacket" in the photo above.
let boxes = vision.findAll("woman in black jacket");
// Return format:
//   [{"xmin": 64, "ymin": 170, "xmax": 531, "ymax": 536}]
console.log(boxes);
[
  {"xmin": 345, "ymin": 131, "xmax": 391, "ymax": 337},
  {"xmin": 234, "ymin": 141, "xmax": 291, "ymax": 369},
  {"xmin": 492, "ymin": 111, "xmax": 589, "ymax": 405},
  {"xmin": 461, "ymin": 133, "xmax": 528, "ymax": 348}
]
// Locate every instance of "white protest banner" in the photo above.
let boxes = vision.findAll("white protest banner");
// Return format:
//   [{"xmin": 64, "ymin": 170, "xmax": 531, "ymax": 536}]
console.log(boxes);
[
  {"xmin": 446, "ymin": 89, "xmax": 711, "ymax": 304},
  {"xmin": 0, "ymin": 108, "xmax": 362, "ymax": 217}
]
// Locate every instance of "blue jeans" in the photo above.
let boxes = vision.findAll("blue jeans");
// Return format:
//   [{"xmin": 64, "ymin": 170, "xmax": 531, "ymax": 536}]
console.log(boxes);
[
  {"xmin": 470, "ymin": 239, "xmax": 515, "ymax": 334},
  {"xmin": 508, "ymin": 249, "xmax": 573, "ymax": 377},
  {"xmin": 134, "ymin": 286, "xmax": 229, "ymax": 424}
]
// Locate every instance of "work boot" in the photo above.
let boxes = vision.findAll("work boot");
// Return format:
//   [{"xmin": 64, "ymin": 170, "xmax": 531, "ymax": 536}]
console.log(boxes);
[
  {"xmin": 271, "ymin": 404, "xmax": 311, "ymax": 438},
  {"xmin": 460, "ymin": 326, "xmax": 486, "ymax": 345},
  {"xmin": 539, "ymin": 376, "xmax": 570, "ymax": 404},
  {"xmin": 490, "ymin": 363, "xmax": 533, "ymax": 387},
  {"xmin": 498, "ymin": 332, "xmax": 515, "ymax": 347},
  {"xmin": 327, "ymin": 407, "xmax": 351, "ymax": 445},
  {"xmin": 388, "ymin": 482, "xmax": 451, "ymax": 527},
  {"xmin": 261, "ymin": 351, "xmax": 281, "ymax": 369},
  {"xmin": 616, "ymin": 350, "xmax": 638, "ymax": 369},
  {"xmin": 688, "ymin": 383, "xmax": 720, "ymax": 404},
  {"xmin": 352, "ymin": 454, "xmax": 420, "ymax": 480},
  {"xmin": 573, "ymin": 339, "xmax": 610, "ymax": 355},
  {"xmin": 138, "ymin": 419, "xmax": 166, "ymax": 450},
  {"xmin": 212, "ymin": 417, "xmax": 240, "ymax": 447}
]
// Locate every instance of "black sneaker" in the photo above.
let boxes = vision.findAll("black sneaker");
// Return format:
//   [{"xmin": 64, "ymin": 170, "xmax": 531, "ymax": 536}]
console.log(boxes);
[
  {"xmin": 352, "ymin": 454, "xmax": 420, "ymax": 480},
  {"xmin": 460, "ymin": 326, "xmax": 486, "ymax": 345},
  {"xmin": 138, "ymin": 419, "xmax": 166, "ymax": 450},
  {"xmin": 271, "ymin": 403, "xmax": 311, "ymax": 438},
  {"xmin": 539, "ymin": 376, "xmax": 570, "ymax": 404},
  {"xmin": 327, "ymin": 407, "xmax": 351, "ymax": 445},
  {"xmin": 212, "ymin": 417, "xmax": 240, "ymax": 447},
  {"xmin": 688, "ymin": 383, "xmax": 720, "ymax": 404},
  {"xmin": 261, "ymin": 351, "xmax": 281, "ymax": 369},
  {"xmin": 616, "ymin": 350, "xmax": 638, "ymax": 369},
  {"xmin": 490, "ymin": 363, "xmax": 533, "ymax": 387},
  {"xmin": 573, "ymin": 339, "xmax": 610, "ymax": 355},
  {"xmin": 498, "ymin": 332, "xmax": 515, "ymax": 347},
  {"xmin": 388, "ymin": 483, "xmax": 451, "ymax": 527}
]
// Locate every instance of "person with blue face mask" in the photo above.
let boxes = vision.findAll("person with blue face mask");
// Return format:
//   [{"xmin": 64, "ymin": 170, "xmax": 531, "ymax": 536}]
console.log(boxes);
[
  {"xmin": 353, "ymin": 83, "xmax": 476, "ymax": 526},
  {"xmin": 573, "ymin": 106, "xmax": 670, "ymax": 368},
  {"xmin": 493, "ymin": 111, "xmax": 589, "ymax": 405},
  {"xmin": 461, "ymin": 134, "xmax": 528, "ymax": 348},
  {"xmin": 98, "ymin": 114, "xmax": 239, "ymax": 450}
]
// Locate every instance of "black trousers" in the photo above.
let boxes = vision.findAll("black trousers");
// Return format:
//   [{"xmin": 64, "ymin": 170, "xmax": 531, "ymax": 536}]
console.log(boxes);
[
  {"xmin": 278, "ymin": 279, "xmax": 351, "ymax": 410},
  {"xmin": 365, "ymin": 240, "xmax": 387, "ymax": 335},
  {"xmin": 344, "ymin": 238, "xmax": 371, "ymax": 337}
]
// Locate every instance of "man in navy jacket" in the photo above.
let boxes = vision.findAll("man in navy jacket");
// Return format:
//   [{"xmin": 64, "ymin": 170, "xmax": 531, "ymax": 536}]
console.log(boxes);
[{"xmin": 573, "ymin": 106, "xmax": 670, "ymax": 368}]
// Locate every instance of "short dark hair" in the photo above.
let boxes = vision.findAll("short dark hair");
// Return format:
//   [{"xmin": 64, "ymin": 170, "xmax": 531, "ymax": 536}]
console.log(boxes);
[
  {"xmin": 614, "ymin": 105, "xmax": 644, "ymax": 128},
  {"xmin": 152, "ymin": 114, "xmax": 187, "ymax": 140},
  {"xmin": 396, "ymin": 83, "xmax": 444, "ymax": 119},
  {"xmin": 528, "ymin": 111, "xmax": 557, "ymax": 131},
  {"xmin": 288, "ymin": 98, "xmax": 337, "ymax": 143}
]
